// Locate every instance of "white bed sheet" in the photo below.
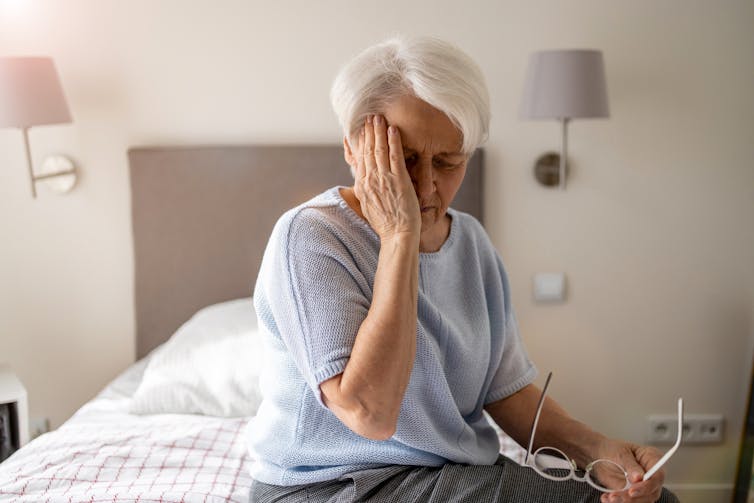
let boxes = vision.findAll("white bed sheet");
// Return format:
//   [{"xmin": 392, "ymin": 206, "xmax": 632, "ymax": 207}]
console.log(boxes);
[{"xmin": 0, "ymin": 358, "xmax": 253, "ymax": 502}]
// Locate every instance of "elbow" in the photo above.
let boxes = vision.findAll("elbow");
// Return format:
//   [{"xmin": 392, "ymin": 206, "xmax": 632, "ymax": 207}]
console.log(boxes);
[
  {"xmin": 322, "ymin": 389, "xmax": 398, "ymax": 440},
  {"xmin": 346, "ymin": 406, "xmax": 398, "ymax": 441},
  {"xmin": 321, "ymin": 375, "xmax": 400, "ymax": 441}
]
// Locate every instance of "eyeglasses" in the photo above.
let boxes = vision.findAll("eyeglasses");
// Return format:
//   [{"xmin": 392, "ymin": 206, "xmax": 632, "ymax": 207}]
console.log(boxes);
[{"xmin": 524, "ymin": 372, "xmax": 683, "ymax": 493}]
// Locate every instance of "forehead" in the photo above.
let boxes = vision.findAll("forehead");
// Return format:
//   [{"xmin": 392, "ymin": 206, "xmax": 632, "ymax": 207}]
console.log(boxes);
[{"xmin": 383, "ymin": 94, "xmax": 463, "ymax": 154}]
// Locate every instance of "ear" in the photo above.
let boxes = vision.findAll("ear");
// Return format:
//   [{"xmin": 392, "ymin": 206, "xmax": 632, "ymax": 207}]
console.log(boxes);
[{"xmin": 343, "ymin": 136, "xmax": 357, "ymax": 168}]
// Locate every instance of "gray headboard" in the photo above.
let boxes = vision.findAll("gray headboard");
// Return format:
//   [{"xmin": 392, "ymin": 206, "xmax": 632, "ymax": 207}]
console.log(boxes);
[{"xmin": 129, "ymin": 145, "xmax": 484, "ymax": 359}]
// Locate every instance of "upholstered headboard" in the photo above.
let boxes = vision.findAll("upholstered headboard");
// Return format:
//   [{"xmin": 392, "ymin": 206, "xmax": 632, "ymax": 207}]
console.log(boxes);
[{"xmin": 129, "ymin": 145, "xmax": 484, "ymax": 359}]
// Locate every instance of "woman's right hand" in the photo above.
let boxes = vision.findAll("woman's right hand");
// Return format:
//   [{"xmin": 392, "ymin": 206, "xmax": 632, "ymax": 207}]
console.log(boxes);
[{"xmin": 352, "ymin": 115, "xmax": 421, "ymax": 241}]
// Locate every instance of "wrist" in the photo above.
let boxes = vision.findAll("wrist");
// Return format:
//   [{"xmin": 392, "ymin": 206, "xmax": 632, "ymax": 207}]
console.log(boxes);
[
  {"xmin": 380, "ymin": 230, "xmax": 421, "ymax": 248},
  {"xmin": 550, "ymin": 419, "xmax": 606, "ymax": 469},
  {"xmin": 575, "ymin": 431, "xmax": 610, "ymax": 468}
]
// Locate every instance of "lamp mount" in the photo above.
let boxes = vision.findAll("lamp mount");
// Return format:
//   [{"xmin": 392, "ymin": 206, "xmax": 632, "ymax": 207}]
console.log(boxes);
[
  {"xmin": 20, "ymin": 127, "xmax": 77, "ymax": 198},
  {"xmin": 533, "ymin": 118, "xmax": 570, "ymax": 189}
]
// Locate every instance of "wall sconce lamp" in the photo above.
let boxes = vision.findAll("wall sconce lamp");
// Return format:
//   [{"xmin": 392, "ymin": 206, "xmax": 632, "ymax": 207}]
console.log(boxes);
[
  {"xmin": 0, "ymin": 57, "xmax": 76, "ymax": 199},
  {"xmin": 520, "ymin": 49, "xmax": 610, "ymax": 190}
]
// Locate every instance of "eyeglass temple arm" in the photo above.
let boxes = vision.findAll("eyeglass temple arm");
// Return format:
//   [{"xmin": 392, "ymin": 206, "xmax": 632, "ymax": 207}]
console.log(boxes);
[
  {"xmin": 525, "ymin": 372, "xmax": 552, "ymax": 464},
  {"xmin": 642, "ymin": 398, "xmax": 684, "ymax": 481}
]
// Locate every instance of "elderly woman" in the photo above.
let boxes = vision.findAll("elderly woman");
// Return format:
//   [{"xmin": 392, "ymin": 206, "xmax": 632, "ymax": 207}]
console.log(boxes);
[{"xmin": 248, "ymin": 37, "xmax": 678, "ymax": 503}]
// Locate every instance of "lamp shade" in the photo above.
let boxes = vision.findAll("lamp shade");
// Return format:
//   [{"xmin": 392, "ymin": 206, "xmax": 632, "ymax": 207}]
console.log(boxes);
[
  {"xmin": 0, "ymin": 57, "xmax": 72, "ymax": 129},
  {"xmin": 520, "ymin": 49, "xmax": 609, "ymax": 120}
]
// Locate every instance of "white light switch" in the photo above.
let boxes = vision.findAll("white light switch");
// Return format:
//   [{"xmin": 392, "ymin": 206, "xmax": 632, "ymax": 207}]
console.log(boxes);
[{"xmin": 533, "ymin": 273, "xmax": 566, "ymax": 302}]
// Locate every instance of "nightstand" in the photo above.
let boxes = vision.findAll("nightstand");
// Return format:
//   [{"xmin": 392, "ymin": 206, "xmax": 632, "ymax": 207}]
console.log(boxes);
[{"xmin": 0, "ymin": 364, "xmax": 29, "ymax": 462}]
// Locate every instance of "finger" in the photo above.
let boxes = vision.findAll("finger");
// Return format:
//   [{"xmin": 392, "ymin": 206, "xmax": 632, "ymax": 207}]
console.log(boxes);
[
  {"xmin": 618, "ymin": 451, "xmax": 647, "ymax": 487},
  {"xmin": 600, "ymin": 475, "xmax": 660, "ymax": 503},
  {"xmin": 362, "ymin": 115, "xmax": 378, "ymax": 177},
  {"xmin": 602, "ymin": 492, "xmax": 624, "ymax": 503},
  {"xmin": 626, "ymin": 478, "xmax": 663, "ymax": 501},
  {"xmin": 372, "ymin": 115, "xmax": 390, "ymax": 174},
  {"xmin": 387, "ymin": 125, "xmax": 407, "ymax": 176},
  {"xmin": 354, "ymin": 127, "xmax": 366, "ymax": 180}
]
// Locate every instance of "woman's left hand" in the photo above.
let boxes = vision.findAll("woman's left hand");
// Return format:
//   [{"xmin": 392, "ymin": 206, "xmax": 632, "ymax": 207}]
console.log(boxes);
[{"xmin": 595, "ymin": 439, "xmax": 665, "ymax": 503}]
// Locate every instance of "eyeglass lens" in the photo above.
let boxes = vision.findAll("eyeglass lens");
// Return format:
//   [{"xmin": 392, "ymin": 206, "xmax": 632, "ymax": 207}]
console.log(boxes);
[
  {"xmin": 532, "ymin": 449, "xmax": 630, "ymax": 493},
  {"xmin": 532, "ymin": 448, "xmax": 572, "ymax": 478}
]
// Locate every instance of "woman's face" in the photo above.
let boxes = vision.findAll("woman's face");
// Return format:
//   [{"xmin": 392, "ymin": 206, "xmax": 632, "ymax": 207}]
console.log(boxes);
[{"xmin": 351, "ymin": 94, "xmax": 468, "ymax": 246}]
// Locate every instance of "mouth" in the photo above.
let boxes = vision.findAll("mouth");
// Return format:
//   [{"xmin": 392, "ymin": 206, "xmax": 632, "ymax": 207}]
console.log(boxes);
[{"xmin": 420, "ymin": 206, "xmax": 435, "ymax": 213}]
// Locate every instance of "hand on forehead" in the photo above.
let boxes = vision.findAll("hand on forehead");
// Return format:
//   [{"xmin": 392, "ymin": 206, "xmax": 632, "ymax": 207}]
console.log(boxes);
[{"xmin": 380, "ymin": 95, "xmax": 464, "ymax": 157}]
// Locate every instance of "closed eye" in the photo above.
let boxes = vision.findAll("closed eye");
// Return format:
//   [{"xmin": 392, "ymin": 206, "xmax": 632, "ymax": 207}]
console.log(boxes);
[
  {"xmin": 433, "ymin": 158, "xmax": 462, "ymax": 169},
  {"xmin": 404, "ymin": 153, "xmax": 419, "ymax": 166},
  {"xmin": 402, "ymin": 152, "xmax": 463, "ymax": 170}
]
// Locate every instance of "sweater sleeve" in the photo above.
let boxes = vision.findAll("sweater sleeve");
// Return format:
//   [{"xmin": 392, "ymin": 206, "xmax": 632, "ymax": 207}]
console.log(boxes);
[
  {"xmin": 483, "ymin": 252, "xmax": 538, "ymax": 404},
  {"xmin": 253, "ymin": 208, "xmax": 372, "ymax": 407}
]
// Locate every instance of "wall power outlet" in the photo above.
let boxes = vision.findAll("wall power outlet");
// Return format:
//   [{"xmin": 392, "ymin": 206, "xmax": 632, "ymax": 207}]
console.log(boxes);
[{"xmin": 646, "ymin": 413, "xmax": 724, "ymax": 445}]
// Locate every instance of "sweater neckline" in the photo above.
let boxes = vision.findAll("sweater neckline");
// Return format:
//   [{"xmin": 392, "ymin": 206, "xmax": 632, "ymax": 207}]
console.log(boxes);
[{"xmin": 330, "ymin": 186, "xmax": 457, "ymax": 258}]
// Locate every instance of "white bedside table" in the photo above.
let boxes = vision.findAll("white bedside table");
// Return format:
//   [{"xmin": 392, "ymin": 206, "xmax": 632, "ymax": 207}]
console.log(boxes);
[{"xmin": 0, "ymin": 364, "xmax": 29, "ymax": 461}]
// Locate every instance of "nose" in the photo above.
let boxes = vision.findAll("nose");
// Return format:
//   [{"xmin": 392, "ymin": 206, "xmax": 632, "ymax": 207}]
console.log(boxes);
[{"xmin": 410, "ymin": 161, "xmax": 435, "ymax": 201}]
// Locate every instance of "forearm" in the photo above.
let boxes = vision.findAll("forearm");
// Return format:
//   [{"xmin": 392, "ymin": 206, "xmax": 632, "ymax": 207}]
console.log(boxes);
[
  {"xmin": 533, "ymin": 397, "xmax": 606, "ymax": 468},
  {"xmin": 323, "ymin": 232, "xmax": 420, "ymax": 438},
  {"xmin": 487, "ymin": 385, "xmax": 606, "ymax": 468}
]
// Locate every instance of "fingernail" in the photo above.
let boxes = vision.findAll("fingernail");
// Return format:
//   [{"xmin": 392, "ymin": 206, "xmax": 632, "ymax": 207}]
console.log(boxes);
[
  {"xmin": 373, "ymin": 115, "xmax": 382, "ymax": 125},
  {"xmin": 388, "ymin": 125, "xmax": 395, "ymax": 135}
]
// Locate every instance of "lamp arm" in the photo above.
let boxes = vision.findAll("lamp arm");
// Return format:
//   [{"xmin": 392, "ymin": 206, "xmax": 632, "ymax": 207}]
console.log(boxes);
[
  {"xmin": 33, "ymin": 168, "xmax": 76, "ymax": 181},
  {"xmin": 21, "ymin": 127, "xmax": 37, "ymax": 199},
  {"xmin": 560, "ymin": 118, "xmax": 569, "ymax": 190}
]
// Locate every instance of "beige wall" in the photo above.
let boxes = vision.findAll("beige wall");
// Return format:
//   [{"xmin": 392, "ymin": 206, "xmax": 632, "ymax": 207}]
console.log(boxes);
[{"xmin": 1, "ymin": 0, "xmax": 752, "ymax": 499}]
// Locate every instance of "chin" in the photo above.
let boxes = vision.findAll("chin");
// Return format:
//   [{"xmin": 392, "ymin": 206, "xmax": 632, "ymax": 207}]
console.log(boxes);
[{"xmin": 419, "ymin": 208, "xmax": 441, "ymax": 231}]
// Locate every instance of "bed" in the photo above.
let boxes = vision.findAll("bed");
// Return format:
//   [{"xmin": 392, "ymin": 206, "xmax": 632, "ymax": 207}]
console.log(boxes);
[{"xmin": 0, "ymin": 145, "xmax": 524, "ymax": 502}]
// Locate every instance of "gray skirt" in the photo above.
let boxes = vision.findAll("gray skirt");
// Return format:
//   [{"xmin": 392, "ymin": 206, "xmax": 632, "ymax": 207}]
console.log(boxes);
[{"xmin": 249, "ymin": 455, "xmax": 680, "ymax": 503}]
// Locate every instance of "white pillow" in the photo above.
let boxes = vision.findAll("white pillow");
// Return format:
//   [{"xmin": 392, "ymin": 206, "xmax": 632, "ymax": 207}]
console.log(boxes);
[{"xmin": 130, "ymin": 297, "xmax": 264, "ymax": 417}]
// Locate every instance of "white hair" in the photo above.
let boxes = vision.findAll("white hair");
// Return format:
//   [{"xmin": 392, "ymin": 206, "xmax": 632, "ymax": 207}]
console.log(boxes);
[{"xmin": 330, "ymin": 36, "xmax": 490, "ymax": 155}]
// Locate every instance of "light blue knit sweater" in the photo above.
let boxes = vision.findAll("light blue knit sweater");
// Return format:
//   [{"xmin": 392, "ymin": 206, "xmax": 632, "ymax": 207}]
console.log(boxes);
[{"xmin": 247, "ymin": 186, "xmax": 536, "ymax": 486}]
